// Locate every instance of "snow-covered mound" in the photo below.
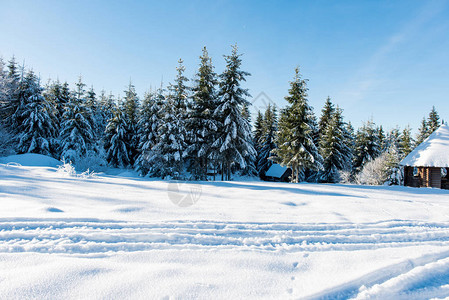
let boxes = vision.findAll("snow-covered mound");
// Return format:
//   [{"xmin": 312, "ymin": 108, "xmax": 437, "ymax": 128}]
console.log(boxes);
[
  {"xmin": 401, "ymin": 124, "xmax": 449, "ymax": 167},
  {"xmin": 0, "ymin": 153, "xmax": 62, "ymax": 168}
]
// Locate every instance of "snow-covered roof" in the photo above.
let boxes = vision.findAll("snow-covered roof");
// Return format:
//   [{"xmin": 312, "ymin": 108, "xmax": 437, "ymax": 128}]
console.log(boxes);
[
  {"xmin": 265, "ymin": 164, "xmax": 289, "ymax": 178},
  {"xmin": 400, "ymin": 124, "xmax": 449, "ymax": 167}
]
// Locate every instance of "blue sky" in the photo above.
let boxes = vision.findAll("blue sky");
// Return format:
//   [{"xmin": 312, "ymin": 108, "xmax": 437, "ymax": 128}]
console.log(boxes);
[{"xmin": 1, "ymin": 0, "xmax": 448, "ymax": 132}]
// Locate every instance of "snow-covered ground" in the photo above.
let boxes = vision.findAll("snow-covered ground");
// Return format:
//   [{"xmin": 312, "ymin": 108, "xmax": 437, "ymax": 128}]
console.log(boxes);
[{"xmin": 2, "ymin": 155, "xmax": 449, "ymax": 299}]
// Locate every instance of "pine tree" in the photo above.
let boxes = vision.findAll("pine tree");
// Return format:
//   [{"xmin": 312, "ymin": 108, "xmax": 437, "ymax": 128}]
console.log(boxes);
[
  {"xmin": 104, "ymin": 104, "xmax": 130, "ymax": 168},
  {"xmin": 415, "ymin": 117, "xmax": 429, "ymax": 145},
  {"xmin": 3, "ymin": 57, "xmax": 25, "ymax": 131},
  {"xmin": 385, "ymin": 127, "xmax": 401, "ymax": 151},
  {"xmin": 318, "ymin": 96, "xmax": 335, "ymax": 140},
  {"xmin": 272, "ymin": 67, "xmax": 323, "ymax": 183},
  {"xmin": 353, "ymin": 120, "xmax": 381, "ymax": 173},
  {"xmin": 16, "ymin": 71, "xmax": 57, "ymax": 155},
  {"xmin": 377, "ymin": 125, "xmax": 386, "ymax": 151},
  {"xmin": 427, "ymin": 106, "xmax": 440, "ymax": 134},
  {"xmin": 148, "ymin": 60, "xmax": 189, "ymax": 179},
  {"xmin": 44, "ymin": 80, "xmax": 71, "ymax": 131},
  {"xmin": 0, "ymin": 58, "xmax": 8, "ymax": 115},
  {"xmin": 257, "ymin": 104, "xmax": 278, "ymax": 178},
  {"xmin": 123, "ymin": 82, "xmax": 140, "ymax": 165},
  {"xmin": 318, "ymin": 106, "xmax": 352, "ymax": 183},
  {"xmin": 59, "ymin": 77, "xmax": 94, "ymax": 162},
  {"xmin": 399, "ymin": 125, "xmax": 414, "ymax": 157},
  {"xmin": 134, "ymin": 91, "xmax": 161, "ymax": 175},
  {"xmin": 185, "ymin": 47, "xmax": 219, "ymax": 180},
  {"xmin": 213, "ymin": 45, "xmax": 256, "ymax": 180},
  {"xmin": 253, "ymin": 110, "xmax": 264, "ymax": 176}
]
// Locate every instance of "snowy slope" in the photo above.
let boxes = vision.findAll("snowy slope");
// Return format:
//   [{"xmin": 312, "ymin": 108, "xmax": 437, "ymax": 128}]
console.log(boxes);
[{"xmin": 1, "ymin": 160, "xmax": 449, "ymax": 298}]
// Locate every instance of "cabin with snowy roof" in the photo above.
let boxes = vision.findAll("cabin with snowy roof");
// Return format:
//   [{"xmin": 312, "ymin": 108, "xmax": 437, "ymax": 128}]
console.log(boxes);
[
  {"xmin": 400, "ymin": 124, "xmax": 449, "ymax": 189},
  {"xmin": 264, "ymin": 164, "xmax": 292, "ymax": 182}
]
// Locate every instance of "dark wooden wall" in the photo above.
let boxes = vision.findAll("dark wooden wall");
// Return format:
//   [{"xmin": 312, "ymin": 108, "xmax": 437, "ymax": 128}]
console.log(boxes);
[{"xmin": 404, "ymin": 166, "xmax": 449, "ymax": 189}]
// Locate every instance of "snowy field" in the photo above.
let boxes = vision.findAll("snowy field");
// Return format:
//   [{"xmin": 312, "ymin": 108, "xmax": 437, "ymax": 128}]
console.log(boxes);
[{"xmin": 2, "ymin": 155, "xmax": 449, "ymax": 299}]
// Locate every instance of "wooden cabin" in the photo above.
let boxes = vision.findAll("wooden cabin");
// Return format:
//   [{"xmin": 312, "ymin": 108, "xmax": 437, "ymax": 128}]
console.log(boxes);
[
  {"xmin": 401, "ymin": 124, "xmax": 449, "ymax": 189},
  {"xmin": 264, "ymin": 164, "xmax": 292, "ymax": 182}
]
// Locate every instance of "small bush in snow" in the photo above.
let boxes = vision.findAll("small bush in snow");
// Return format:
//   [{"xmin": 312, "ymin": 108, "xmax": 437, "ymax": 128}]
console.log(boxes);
[
  {"xmin": 356, "ymin": 146, "xmax": 402, "ymax": 186},
  {"xmin": 57, "ymin": 158, "xmax": 97, "ymax": 179},
  {"xmin": 57, "ymin": 158, "xmax": 77, "ymax": 177}
]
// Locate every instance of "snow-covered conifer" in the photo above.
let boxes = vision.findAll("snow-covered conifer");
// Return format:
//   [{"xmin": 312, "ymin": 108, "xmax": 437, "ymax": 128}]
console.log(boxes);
[
  {"xmin": 213, "ymin": 45, "xmax": 256, "ymax": 180},
  {"xmin": 318, "ymin": 96, "xmax": 335, "ymax": 140},
  {"xmin": 149, "ymin": 60, "xmax": 189, "ymax": 179},
  {"xmin": 353, "ymin": 119, "xmax": 381, "ymax": 173},
  {"xmin": 415, "ymin": 117, "xmax": 429, "ymax": 145},
  {"xmin": 427, "ymin": 106, "xmax": 440, "ymax": 134},
  {"xmin": 123, "ymin": 82, "xmax": 140, "ymax": 165},
  {"xmin": 185, "ymin": 48, "xmax": 219, "ymax": 180},
  {"xmin": 59, "ymin": 77, "xmax": 94, "ymax": 163},
  {"xmin": 318, "ymin": 106, "xmax": 352, "ymax": 183},
  {"xmin": 134, "ymin": 91, "xmax": 161, "ymax": 175},
  {"xmin": 16, "ymin": 71, "xmax": 57, "ymax": 155},
  {"xmin": 104, "ymin": 104, "xmax": 130, "ymax": 168},
  {"xmin": 257, "ymin": 104, "xmax": 277, "ymax": 178},
  {"xmin": 272, "ymin": 67, "xmax": 322, "ymax": 183},
  {"xmin": 399, "ymin": 125, "xmax": 414, "ymax": 157}
]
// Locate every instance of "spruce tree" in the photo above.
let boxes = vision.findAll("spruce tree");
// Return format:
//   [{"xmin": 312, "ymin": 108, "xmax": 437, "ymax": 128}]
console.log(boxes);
[
  {"xmin": 97, "ymin": 91, "xmax": 116, "ymax": 137},
  {"xmin": 377, "ymin": 125, "xmax": 386, "ymax": 151},
  {"xmin": 134, "ymin": 91, "xmax": 161, "ymax": 175},
  {"xmin": 0, "ymin": 58, "xmax": 8, "ymax": 115},
  {"xmin": 272, "ymin": 67, "xmax": 322, "ymax": 183},
  {"xmin": 59, "ymin": 77, "xmax": 94, "ymax": 162},
  {"xmin": 3, "ymin": 57, "xmax": 25, "ymax": 131},
  {"xmin": 415, "ymin": 117, "xmax": 429, "ymax": 145},
  {"xmin": 353, "ymin": 120, "xmax": 381, "ymax": 173},
  {"xmin": 253, "ymin": 110, "xmax": 264, "ymax": 176},
  {"xmin": 123, "ymin": 82, "xmax": 140, "ymax": 165},
  {"xmin": 104, "ymin": 104, "xmax": 130, "ymax": 168},
  {"xmin": 427, "ymin": 106, "xmax": 440, "ymax": 134},
  {"xmin": 257, "ymin": 104, "xmax": 278, "ymax": 178},
  {"xmin": 185, "ymin": 47, "xmax": 219, "ymax": 180},
  {"xmin": 213, "ymin": 45, "xmax": 256, "ymax": 180},
  {"xmin": 16, "ymin": 71, "xmax": 57, "ymax": 155},
  {"xmin": 318, "ymin": 96, "xmax": 335, "ymax": 140},
  {"xmin": 318, "ymin": 106, "xmax": 352, "ymax": 183},
  {"xmin": 399, "ymin": 125, "xmax": 414, "ymax": 157},
  {"xmin": 149, "ymin": 61, "xmax": 189, "ymax": 179},
  {"xmin": 44, "ymin": 80, "xmax": 71, "ymax": 131}
]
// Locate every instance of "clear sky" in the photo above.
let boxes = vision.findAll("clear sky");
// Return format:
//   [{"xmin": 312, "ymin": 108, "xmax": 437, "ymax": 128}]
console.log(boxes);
[{"xmin": 1, "ymin": 0, "xmax": 448, "ymax": 132}]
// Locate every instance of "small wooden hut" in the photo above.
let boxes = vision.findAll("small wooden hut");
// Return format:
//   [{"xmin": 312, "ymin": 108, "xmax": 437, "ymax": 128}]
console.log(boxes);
[
  {"xmin": 264, "ymin": 164, "xmax": 292, "ymax": 182},
  {"xmin": 400, "ymin": 124, "xmax": 449, "ymax": 189}
]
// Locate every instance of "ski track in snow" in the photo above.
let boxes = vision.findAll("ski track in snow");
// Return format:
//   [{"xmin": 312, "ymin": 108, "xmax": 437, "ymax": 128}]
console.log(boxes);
[
  {"xmin": 2, "ymin": 219, "xmax": 449, "ymax": 254},
  {"xmin": 3, "ymin": 218, "xmax": 449, "ymax": 298}
]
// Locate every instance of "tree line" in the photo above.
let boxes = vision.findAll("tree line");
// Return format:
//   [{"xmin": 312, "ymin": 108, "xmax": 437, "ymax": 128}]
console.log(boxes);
[{"xmin": 0, "ymin": 46, "xmax": 443, "ymax": 183}]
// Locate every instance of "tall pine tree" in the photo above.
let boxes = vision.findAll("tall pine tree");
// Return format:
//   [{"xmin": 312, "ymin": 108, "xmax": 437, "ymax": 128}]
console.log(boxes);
[
  {"xmin": 318, "ymin": 106, "xmax": 352, "ymax": 183},
  {"xmin": 16, "ymin": 71, "xmax": 57, "ymax": 156},
  {"xmin": 213, "ymin": 45, "xmax": 256, "ymax": 180},
  {"xmin": 185, "ymin": 47, "xmax": 219, "ymax": 180},
  {"xmin": 272, "ymin": 67, "xmax": 322, "ymax": 183}
]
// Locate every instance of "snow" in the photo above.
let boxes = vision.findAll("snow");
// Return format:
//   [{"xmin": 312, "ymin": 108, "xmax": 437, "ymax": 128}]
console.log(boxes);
[
  {"xmin": 401, "ymin": 124, "xmax": 449, "ymax": 167},
  {"xmin": 0, "ymin": 153, "xmax": 62, "ymax": 168},
  {"xmin": 2, "ymin": 156, "xmax": 449, "ymax": 298},
  {"xmin": 265, "ymin": 163, "xmax": 289, "ymax": 178}
]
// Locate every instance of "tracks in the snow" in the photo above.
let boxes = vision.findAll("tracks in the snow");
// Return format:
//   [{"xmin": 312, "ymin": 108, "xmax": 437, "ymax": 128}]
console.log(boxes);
[{"xmin": 2, "ymin": 219, "xmax": 449, "ymax": 254}]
